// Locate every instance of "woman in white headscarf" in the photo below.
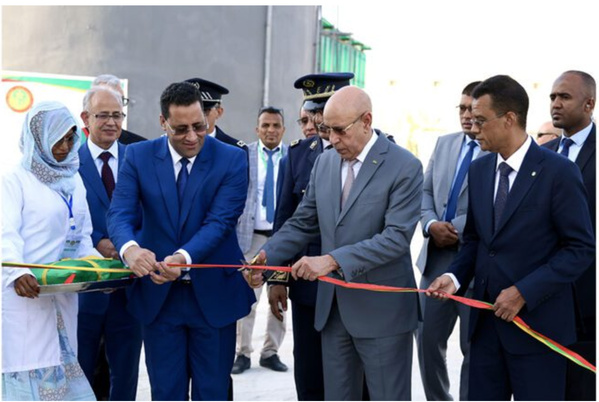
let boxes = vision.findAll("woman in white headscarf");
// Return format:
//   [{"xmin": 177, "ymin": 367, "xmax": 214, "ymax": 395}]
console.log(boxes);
[{"xmin": 2, "ymin": 101, "xmax": 98, "ymax": 401}]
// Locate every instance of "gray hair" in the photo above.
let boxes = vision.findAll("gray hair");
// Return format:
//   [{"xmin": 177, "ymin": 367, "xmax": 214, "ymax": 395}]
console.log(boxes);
[
  {"xmin": 92, "ymin": 74, "xmax": 123, "ymax": 92},
  {"xmin": 82, "ymin": 86, "xmax": 123, "ymax": 112}
]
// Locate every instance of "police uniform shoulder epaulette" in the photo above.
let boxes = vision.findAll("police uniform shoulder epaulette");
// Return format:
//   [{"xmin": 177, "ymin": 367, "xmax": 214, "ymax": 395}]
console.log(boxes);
[
  {"xmin": 309, "ymin": 139, "xmax": 318, "ymax": 150},
  {"xmin": 236, "ymin": 140, "xmax": 246, "ymax": 148},
  {"xmin": 290, "ymin": 139, "xmax": 302, "ymax": 147}
]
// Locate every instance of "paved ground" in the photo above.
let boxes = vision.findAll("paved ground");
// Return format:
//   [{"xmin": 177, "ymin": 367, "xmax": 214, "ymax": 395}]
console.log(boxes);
[{"xmin": 135, "ymin": 231, "xmax": 465, "ymax": 401}]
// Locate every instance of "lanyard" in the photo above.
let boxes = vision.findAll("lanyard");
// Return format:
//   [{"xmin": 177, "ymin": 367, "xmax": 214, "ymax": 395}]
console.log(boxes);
[{"xmin": 60, "ymin": 195, "xmax": 76, "ymax": 230}]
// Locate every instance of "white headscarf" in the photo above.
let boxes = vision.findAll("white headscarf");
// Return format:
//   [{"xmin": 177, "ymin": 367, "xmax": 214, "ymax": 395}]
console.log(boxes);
[{"xmin": 19, "ymin": 101, "xmax": 81, "ymax": 197}]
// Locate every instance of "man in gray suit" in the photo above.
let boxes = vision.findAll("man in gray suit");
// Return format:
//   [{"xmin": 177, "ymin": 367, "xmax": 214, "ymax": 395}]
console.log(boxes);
[
  {"xmin": 233, "ymin": 106, "xmax": 289, "ymax": 374},
  {"xmin": 247, "ymin": 86, "xmax": 423, "ymax": 400},
  {"xmin": 415, "ymin": 81, "xmax": 483, "ymax": 401}
]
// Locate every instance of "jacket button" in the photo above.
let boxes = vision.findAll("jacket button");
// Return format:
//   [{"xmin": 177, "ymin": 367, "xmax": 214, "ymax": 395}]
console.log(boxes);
[{"xmin": 489, "ymin": 250, "xmax": 496, "ymax": 257}]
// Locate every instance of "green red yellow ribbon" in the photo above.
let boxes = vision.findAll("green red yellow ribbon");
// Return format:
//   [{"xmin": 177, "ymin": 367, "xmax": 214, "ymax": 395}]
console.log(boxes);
[{"xmin": 3, "ymin": 260, "xmax": 595, "ymax": 373}]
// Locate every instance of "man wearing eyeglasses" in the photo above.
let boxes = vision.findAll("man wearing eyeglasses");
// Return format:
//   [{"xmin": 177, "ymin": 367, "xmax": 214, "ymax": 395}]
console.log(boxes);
[
  {"xmin": 543, "ymin": 70, "xmax": 596, "ymax": 401},
  {"xmin": 91, "ymin": 74, "xmax": 147, "ymax": 145},
  {"xmin": 427, "ymin": 75, "xmax": 594, "ymax": 400},
  {"xmin": 107, "ymin": 82, "xmax": 255, "ymax": 400},
  {"xmin": 415, "ymin": 81, "xmax": 483, "ymax": 401},
  {"xmin": 247, "ymin": 86, "xmax": 423, "ymax": 400},
  {"xmin": 232, "ymin": 106, "xmax": 289, "ymax": 375},
  {"xmin": 77, "ymin": 86, "xmax": 143, "ymax": 401}
]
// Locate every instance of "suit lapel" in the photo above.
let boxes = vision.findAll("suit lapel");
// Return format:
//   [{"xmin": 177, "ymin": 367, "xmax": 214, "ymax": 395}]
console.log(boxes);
[
  {"xmin": 178, "ymin": 137, "xmax": 213, "ymax": 228},
  {"xmin": 478, "ymin": 154, "xmax": 497, "ymax": 240},
  {"xmin": 154, "ymin": 137, "xmax": 179, "ymax": 232},
  {"xmin": 445, "ymin": 134, "xmax": 463, "ymax": 196},
  {"xmin": 493, "ymin": 143, "xmax": 544, "ymax": 236},
  {"xmin": 575, "ymin": 123, "xmax": 595, "ymax": 172},
  {"xmin": 79, "ymin": 143, "xmax": 110, "ymax": 208},
  {"xmin": 336, "ymin": 134, "xmax": 386, "ymax": 224},
  {"xmin": 117, "ymin": 142, "xmax": 126, "ymax": 171}
]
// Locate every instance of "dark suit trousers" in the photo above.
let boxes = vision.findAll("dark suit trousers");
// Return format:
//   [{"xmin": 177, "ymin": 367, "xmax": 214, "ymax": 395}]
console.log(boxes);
[
  {"xmin": 291, "ymin": 300, "xmax": 324, "ymax": 401},
  {"xmin": 565, "ymin": 317, "xmax": 596, "ymax": 401},
  {"xmin": 469, "ymin": 311, "xmax": 566, "ymax": 401},
  {"xmin": 143, "ymin": 282, "xmax": 236, "ymax": 401},
  {"xmin": 77, "ymin": 290, "xmax": 143, "ymax": 401}
]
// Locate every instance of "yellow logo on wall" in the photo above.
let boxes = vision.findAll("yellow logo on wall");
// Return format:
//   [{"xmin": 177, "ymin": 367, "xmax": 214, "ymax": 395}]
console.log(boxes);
[{"xmin": 6, "ymin": 85, "xmax": 34, "ymax": 113}]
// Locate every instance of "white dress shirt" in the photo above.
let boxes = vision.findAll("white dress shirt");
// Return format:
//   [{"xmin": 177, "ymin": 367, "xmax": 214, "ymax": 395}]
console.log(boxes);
[
  {"xmin": 87, "ymin": 139, "xmax": 119, "ymax": 183},
  {"xmin": 254, "ymin": 140, "xmax": 284, "ymax": 231}
]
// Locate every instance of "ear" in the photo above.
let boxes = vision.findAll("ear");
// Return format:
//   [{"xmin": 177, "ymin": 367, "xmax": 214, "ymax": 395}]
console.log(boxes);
[
  {"xmin": 216, "ymin": 106, "xmax": 224, "ymax": 119},
  {"xmin": 586, "ymin": 98, "xmax": 595, "ymax": 111},
  {"xmin": 159, "ymin": 115, "xmax": 166, "ymax": 131},
  {"xmin": 362, "ymin": 111, "xmax": 373, "ymax": 131},
  {"xmin": 80, "ymin": 111, "xmax": 90, "ymax": 127}
]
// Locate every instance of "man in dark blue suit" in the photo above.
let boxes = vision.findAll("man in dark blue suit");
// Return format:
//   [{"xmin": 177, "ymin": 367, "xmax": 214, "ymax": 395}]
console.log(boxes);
[
  {"xmin": 427, "ymin": 75, "xmax": 595, "ymax": 400},
  {"xmin": 77, "ymin": 86, "xmax": 142, "ymax": 401},
  {"xmin": 107, "ymin": 82, "xmax": 255, "ymax": 401},
  {"xmin": 543, "ymin": 70, "xmax": 596, "ymax": 401},
  {"xmin": 269, "ymin": 72, "xmax": 354, "ymax": 400}
]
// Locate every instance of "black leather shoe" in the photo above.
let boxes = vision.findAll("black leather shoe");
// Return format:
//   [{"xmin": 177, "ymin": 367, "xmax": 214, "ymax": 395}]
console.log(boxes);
[
  {"xmin": 259, "ymin": 354, "xmax": 288, "ymax": 372},
  {"xmin": 231, "ymin": 355, "xmax": 250, "ymax": 374}
]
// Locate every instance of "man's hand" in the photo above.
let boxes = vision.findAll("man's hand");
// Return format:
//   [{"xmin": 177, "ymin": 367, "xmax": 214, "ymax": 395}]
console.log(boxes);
[
  {"xmin": 429, "ymin": 221, "xmax": 459, "ymax": 248},
  {"xmin": 268, "ymin": 284, "xmax": 288, "ymax": 321},
  {"xmin": 123, "ymin": 245, "xmax": 157, "ymax": 277},
  {"xmin": 150, "ymin": 254, "xmax": 184, "ymax": 285},
  {"xmin": 243, "ymin": 250, "xmax": 266, "ymax": 289},
  {"xmin": 425, "ymin": 275, "xmax": 457, "ymax": 300},
  {"xmin": 14, "ymin": 274, "xmax": 40, "ymax": 298},
  {"xmin": 96, "ymin": 238, "xmax": 119, "ymax": 259},
  {"xmin": 493, "ymin": 285, "xmax": 525, "ymax": 322},
  {"xmin": 291, "ymin": 255, "xmax": 338, "ymax": 281}
]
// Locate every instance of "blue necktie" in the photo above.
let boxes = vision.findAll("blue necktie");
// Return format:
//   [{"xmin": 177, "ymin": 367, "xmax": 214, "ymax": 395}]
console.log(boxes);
[
  {"xmin": 177, "ymin": 158, "xmax": 189, "ymax": 203},
  {"xmin": 444, "ymin": 141, "xmax": 478, "ymax": 222},
  {"xmin": 494, "ymin": 162, "xmax": 513, "ymax": 232},
  {"xmin": 560, "ymin": 137, "xmax": 575, "ymax": 158},
  {"xmin": 262, "ymin": 148, "xmax": 276, "ymax": 223}
]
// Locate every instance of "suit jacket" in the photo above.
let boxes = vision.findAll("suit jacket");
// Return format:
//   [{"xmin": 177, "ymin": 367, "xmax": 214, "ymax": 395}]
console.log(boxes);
[
  {"xmin": 416, "ymin": 132, "xmax": 488, "ymax": 273},
  {"xmin": 119, "ymin": 128, "xmax": 146, "ymax": 145},
  {"xmin": 543, "ymin": 124, "xmax": 596, "ymax": 322},
  {"xmin": 449, "ymin": 141, "xmax": 595, "ymax": 355},
  {"xmin": 78, "ymin": 141, "xmax": 127, "ymax": 314},
  {"xmin": 236, "ymin": 141, "xmax": 288, "ymax": 255},
  {"xmin": 107, "ymin": 135, "xmax": 255, "ymax": 327},
  {"xmin": 263, "ymin": 132, "xmax": 423, "ymax": 338}
]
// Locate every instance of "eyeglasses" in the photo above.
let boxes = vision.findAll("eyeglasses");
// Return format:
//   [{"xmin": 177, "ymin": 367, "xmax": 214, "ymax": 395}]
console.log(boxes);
[
  {"xmin": 122, "ymin": 97, "xmax": 130, "ymax": 106},
  {"xmin": 164, "ymin": 120, "xmax": 207, "ymax": 136},
  {"xmin": 93, "ymin": 112, "xmax": 126, "ymax": 122},
  {"xmin": 317, "ymin": 112, "xmax": 366, "ymax": 136},
  {"xmin": 471, "ymin": 113, "xmax": 506, "ymax": 128},
  {"xmin": 456, "ymin": 105, "xmax": 472, "ymax": 113}
]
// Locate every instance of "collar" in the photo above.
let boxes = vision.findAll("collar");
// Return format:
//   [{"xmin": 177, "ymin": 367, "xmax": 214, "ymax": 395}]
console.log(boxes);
[
  {"xmin": 561, "ymin": 121, "xmax": 593, "ymax": 146},
  {"xmin": 258, "ymin": 139, "xmax": 282, "ymax": 153},
  {"xmin": 495, "ymin": 135, "xmax": 532, "ymax": 173},
  {"xmin": 463, "ymin": 133, "xmax": 479, "ymax": 147},
  {"xmin": 354, "ymin": 129, "xmax": 377, "ymax": 163},
  {"xmin": 167, "ymin": 139, "xmax": 197, "ymax": 166},
  {"xmin": 207, "ymin": 129, "xmax": 217, "ymax": 138},
  {"xmin": 88, "ymin": 139, "xmax": 119, "ymax": 161}
]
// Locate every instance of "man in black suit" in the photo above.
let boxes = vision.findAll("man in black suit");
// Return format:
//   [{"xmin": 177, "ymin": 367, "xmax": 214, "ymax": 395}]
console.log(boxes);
[
  {"xmin": 543, "ymin": 70, "xmax": 596, "ymax": 401},
  {"xmin": 185, "ymin": 78, "xmax": 248, "ymax": 154},
  {"xmin": 91, "ymin": 74, "xmax": 147, "ymax": 144},
  {"xmin": 427, "ymin": 75, "xmax": 594, "ymax": 400}
]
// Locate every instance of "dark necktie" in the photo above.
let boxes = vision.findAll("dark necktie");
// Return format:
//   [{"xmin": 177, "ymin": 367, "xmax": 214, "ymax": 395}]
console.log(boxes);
[
  {"xmin": 177, "ymin": 158, "xmax": 189, "ymax": 203},
  {"xmin": 262, "ymin": 148, "xmax": 276, "ymax": 223},
  {"xmin": 99, "ymin": 151, "xmax": 115, "ymax": 200},
  {"xmin": 494, "ymin": 162, "xmax": 513, "ymax": 232},
  {"xmin": 560, "ymin": 137, "xmax": 575, "ymax": 158},
  {"xmin": 445, "ymin": 141, "xmax": 478, "ymax": 222}
]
